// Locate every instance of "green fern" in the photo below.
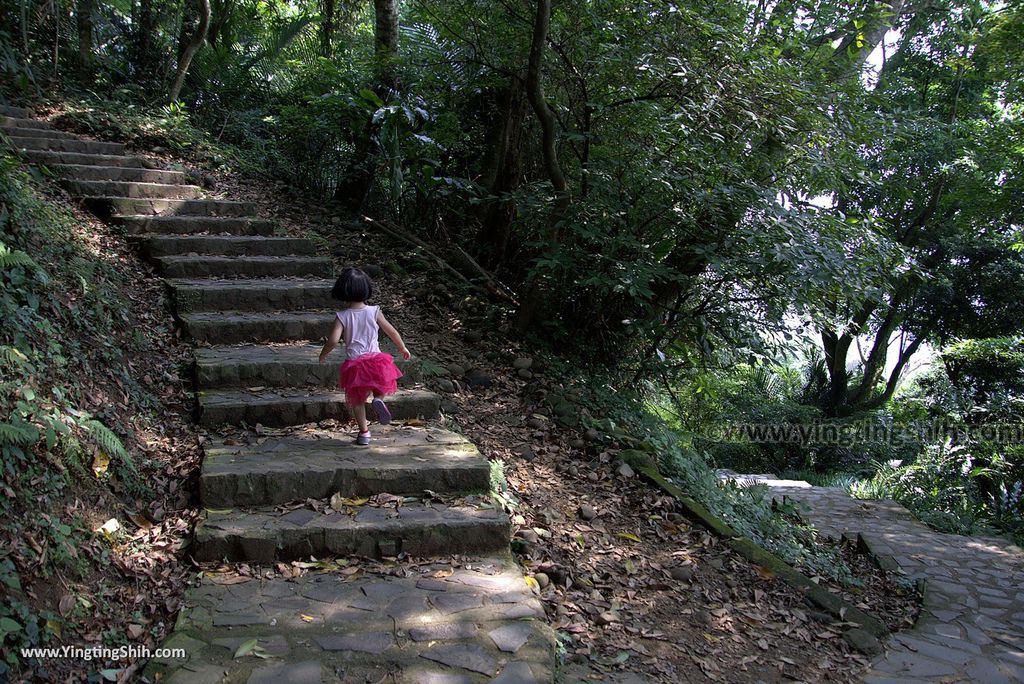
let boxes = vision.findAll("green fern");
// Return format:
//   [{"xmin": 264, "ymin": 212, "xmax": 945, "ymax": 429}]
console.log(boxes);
[
  {"xmin": 0, "ymin": 345, "xmax": 29, "ymax": 369},
  {"xmin": 0, "ymin": 421, "xmax": 39, "ymax": 446},
  {"xmin": 0, "ymin": 245, "xmax": 39, "ymax": 271},
  {"xmin": 82, "ymin": 419, "xmax": 137, "ymax": 474}
]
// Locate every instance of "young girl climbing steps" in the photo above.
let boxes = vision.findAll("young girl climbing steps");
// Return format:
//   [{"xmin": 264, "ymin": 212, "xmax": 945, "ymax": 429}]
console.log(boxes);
[{"xmin": 319, "ymin": 267, "xmax": 411, "ymax": 445}]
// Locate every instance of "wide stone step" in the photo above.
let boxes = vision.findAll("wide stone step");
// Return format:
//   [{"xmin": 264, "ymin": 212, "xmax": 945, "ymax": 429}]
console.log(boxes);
[
  {"xmin": 82, "ymin": 197, "xmax": 259, "ymax": 217},
  {"xmin": 145, "ymin": 558, "xmax": 554, "ymax": 683},
  {"xmin": 1, "ymin": 117, "xmax": 53, "ymax": 131},
  {"xmin": 197, "ymin": 388, "xmax": 439, "ymax": 427},
  {"xmin": 0, "ymin": 105, "xmax": 33, "ymax": 118},
  {"xmin": 50, "ymin": 163, "xmax": 185, "ymax": 184},
  {"xmin": 194, "ymin": 500, "xmax": 510, "ymax": 562},
  {"xmin": 196, "ymin": 343, "xmax": 338, "ymax": 388},
  {"xmin": 61, "ymin": 179, "xmax": 201, "ymax": 200},
  {"xmin": 0, "ymin": 124, "xmax": 77, "ymax": 139},
  {"xmin": 169, "ymin": 278, "xmax": 335, "ymax": 313},
  {"xmin": 201, "ymin": 426, "xmax": 489, "ymax": 507},
  {"xmin": 141, "ymin": 235, "xmax": 314, "ymax": 257},
  {"xmin": 6, "ymin": 135, "xmax": 124, "ymax": 155},
  {"xmin": 114, "ymin": 215, "xmax": 275, "ymax": 236},
  {"xmin": 17, "ymin": 149, "xmax": 156, "ymax": 168},
  {"xmin": 194, "ymin": 343, "xmax": 420, "ymax": 389},
  {"xmin": 179, "ymin": 310, "xmax": 334, "ymax": 344},
  {"xmin": 155, "ymin": 255, "xmax": 332, "ymax": 278}
]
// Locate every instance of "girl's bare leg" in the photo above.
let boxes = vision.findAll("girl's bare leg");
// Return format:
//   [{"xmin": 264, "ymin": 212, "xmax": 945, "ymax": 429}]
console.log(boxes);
[{"xmin": 353, "ymin": 403, "xmax": 369, "ymax": 434}]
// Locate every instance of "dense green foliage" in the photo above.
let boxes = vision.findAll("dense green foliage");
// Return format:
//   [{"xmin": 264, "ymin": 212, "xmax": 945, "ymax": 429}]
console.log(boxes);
[
  {"xmin": 855, "ymin": 337, "xmax": 1024, "ymax": 539},
  {"xmin": 0, "ymin": 153, "xmax": 157, "ymax": 670}
]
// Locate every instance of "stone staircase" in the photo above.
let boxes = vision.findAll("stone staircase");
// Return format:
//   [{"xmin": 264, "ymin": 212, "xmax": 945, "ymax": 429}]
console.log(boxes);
[{"xmin": 2, "ymin": 105, "xmax": 556, "ymax": 682}]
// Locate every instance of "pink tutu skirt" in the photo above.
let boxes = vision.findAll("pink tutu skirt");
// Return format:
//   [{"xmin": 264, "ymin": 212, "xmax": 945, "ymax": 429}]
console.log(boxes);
[{"xmin": 339, "ymin": 352, "xmax": 403, "ymax": 406}]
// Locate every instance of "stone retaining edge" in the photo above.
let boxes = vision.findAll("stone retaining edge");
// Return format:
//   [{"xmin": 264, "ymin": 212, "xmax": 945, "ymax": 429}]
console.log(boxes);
[{"xmin": 634, "ymin": 465, "xmax": 891, "ymax": 651}]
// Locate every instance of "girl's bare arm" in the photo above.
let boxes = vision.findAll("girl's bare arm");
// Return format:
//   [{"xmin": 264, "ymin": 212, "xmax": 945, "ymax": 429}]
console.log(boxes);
[
  {"xmin": 319, "ymin": 319, "xmax": 344, "ymax": 363},
  {"xmin": 377, "ymin": 311, "xmax": 411, "ymax": 359}
]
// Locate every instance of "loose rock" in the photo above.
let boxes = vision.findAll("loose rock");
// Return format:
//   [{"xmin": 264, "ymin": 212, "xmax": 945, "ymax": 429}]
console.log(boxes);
[
  {"xmin": 360, "ymin": 264, "xmax": 384, "ymax": 279},
  {"xmin": 464, "ymin": 369, "xmax": 493, "ymax": 389},
  {"xmin": 843, "ymin": 628, "xmax": 883, "ymax": 656},
  {"xmin": 669, "ymin": 566, "xmax": 694, "ymax": 583},
  {"xmin": 514, "ymin": 445, "xmax": 536, "ymax": 462},
  {"xmin": 578, "ymin": 505, "xmax": 598, "ymax": 521},
  {"xmin": 513, "ymin": 357, "xmax": 533, "ymax": 370},
  {"xmin": 517, "ymin": 369, "xmax": 533, "ymax": 380}
]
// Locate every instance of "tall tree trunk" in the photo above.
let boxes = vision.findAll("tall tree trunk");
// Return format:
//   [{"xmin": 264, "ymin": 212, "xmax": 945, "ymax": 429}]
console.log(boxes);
[
  {"xmin": 168, "ymin": 0, "xmax": 210, "ymax": 103},
  {"xmin": 373, "ymin": 0, "xmax": 399, "ymax": 91},
  {"xmin": 476, "ymin": 81, "xmax": 528, "ymax": 267},
  {"xmin": 206, "ymin": 0, "xmax": 234, "ymax": 48},
  {"xmin": 76, "ymin": 0, "xmax": 93, "ymax": 77},
  {"xmin": 136, "ymin": 0, "xmax": 155, "ymax": 81},
  {"xmin": 320, "ymin": 0, "xmax": 335, "ymax": 56},
  {"xmin": 515, "ymin": 0, "xmax": 571, "ymax": 333}
]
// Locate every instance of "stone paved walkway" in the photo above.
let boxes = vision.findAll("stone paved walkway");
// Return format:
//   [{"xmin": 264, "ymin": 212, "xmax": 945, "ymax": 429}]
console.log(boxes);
[
  {"xmin": 725, "ymin": 474, "xmax": 1024, "ymax": 683},
  {"xmin": 154, "ymin": 556, "xmax": 555, "ymax": 683}
]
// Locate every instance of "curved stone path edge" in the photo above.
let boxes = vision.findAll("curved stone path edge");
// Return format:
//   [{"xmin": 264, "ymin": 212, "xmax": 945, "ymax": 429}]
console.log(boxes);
[
  {"xmin": 635, "ymin": 466, "xmax": 890, "ymax": 653},
  {"xmin": 723, "ymin": 473, "xmax": 1024, "ymax": 684}
]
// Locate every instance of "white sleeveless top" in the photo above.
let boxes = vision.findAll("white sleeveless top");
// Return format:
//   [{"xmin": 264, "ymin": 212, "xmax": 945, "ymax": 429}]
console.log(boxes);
[{"xmin": 336, "ymin": 305, "xmax": 381, "ymax": 360}]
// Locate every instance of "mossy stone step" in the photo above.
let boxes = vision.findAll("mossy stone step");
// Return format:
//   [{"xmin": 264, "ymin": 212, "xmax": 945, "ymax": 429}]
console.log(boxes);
[
  {"xmin": 114, "ymin": 215, "xmax": 275, "ymax": 236},
  {"xmin": 194, "ymin": 343, "xmax": 418, "ymax": 389},
  {"xmin": 178, "ymin": 311, "xmax": 334, "ymax": 344},
  {"xmin": 61, "ymin": 178, "xmax": 201, "ymax": 200},
  {"xmin": 50, "ymin": 163, "xmax": 185, "ymax": 184},
  {"xmin": 196, "ymin": 343, "xmax": 339, "ymax": 389},
  {"xmin": 0, "ymin": 123, "xmax": 77, "ymax": 139},
  {"xmin": 142, "ymin": 235, "xmax": 314, "ymax": 257},
  {"xmin": 197, "ymin": 387, "xmax": 440, "ymax": 427},
  {"xmin": 83, "ymin": 197, "xmax": 259, "ymax": 217},
  {"xmin": 0, "ymin": 116, "xmax": 49, "ymax": 129},
  {"xmin": 0, "ymin": 105, "xmax": 33, "ymax": 118},
  {"xmin": 194, "ymin": 500, "xmax": 510, "ymax": 562},
  {"xmin": 154, "ymin": 255, "xmax": 332, "ymax": 279},
  {"xmin": 169, "ymin": 278, "xmax": 335, "ymax": 313},
  {"xmin": 145, "ymin": 558, "xmax": 554, "ymax": 683},
  {"xmin": 6, "ymin": 134, "xmax": 125, "ymax": 155},
  {"xmin": 17, "ymin": 149, "xmax": 157, "ymax": 168},
  {"xmin": 201, "ymin": 426, "xmax": 489, "ymax": 507}
]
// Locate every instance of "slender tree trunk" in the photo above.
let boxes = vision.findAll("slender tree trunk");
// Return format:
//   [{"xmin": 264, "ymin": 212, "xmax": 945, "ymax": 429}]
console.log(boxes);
[
  {"xmin": 476, "ymin": 81, "xmax": 528, "ymax": 267},
  {"xmin": 76, "ymin": 0, "xmax": 93, "ymax": 77},
  {"xmin": 206, "ymin": 0, "xmax": 233, "ymax": 47},
  {"xmin": 320, "ymin": 0, "xmax": 335, "ymax": 56},
  {"xmin": 168, "ymin": 0, "xmax": 210, "ymax": 103},
  {"xmin": 515, "ymin": 0, "xmax": 572, "ymax": 333},
  {"xmin": 373, "ymin": 0, "xmax": 399, "ymax": 91},
  {"xmin": 136, "ymin": 0, "xmax": 154, "ymax": 80}
]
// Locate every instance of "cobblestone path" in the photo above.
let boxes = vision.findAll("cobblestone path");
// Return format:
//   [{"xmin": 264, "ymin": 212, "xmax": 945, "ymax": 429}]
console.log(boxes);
[{"xmin": 729, "ymin": 474, "xmax": 1024, "ymax": 683}]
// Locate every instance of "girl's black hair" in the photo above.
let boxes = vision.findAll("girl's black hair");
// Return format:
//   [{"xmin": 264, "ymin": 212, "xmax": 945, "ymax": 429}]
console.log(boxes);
[{"xmin": 331, "ymin": 267, "xmax": 373, "ymax": 302}]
